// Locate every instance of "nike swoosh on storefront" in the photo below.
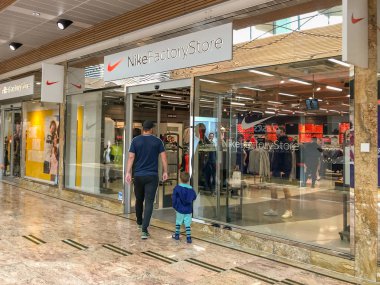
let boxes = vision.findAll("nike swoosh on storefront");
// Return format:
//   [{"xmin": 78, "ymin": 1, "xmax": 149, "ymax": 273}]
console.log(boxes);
[
  {"xmin": 107, "ymin": 59, "xmax": 123, "ymax": 72},
  {"xmin": 86, "ymin": 122, "xmax": 96, "ymax": 130},
  {"xmin": 71, "ymin": 83, "xmax": 82, "ymax": 89},
  {"xmin": 241, "ymin": 115, "xmax": 274, "ymax": 130},
  {"xmin": 46, "ymin": 80, "xmax": 59, "ymax": 86},
  {"xmin": 351, "ymin": 13, "xmax": 364, "ymax": 24}
]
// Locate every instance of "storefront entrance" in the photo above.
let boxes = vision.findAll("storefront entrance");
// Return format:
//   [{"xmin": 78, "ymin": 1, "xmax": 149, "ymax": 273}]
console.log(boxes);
[
  {"xmin": 1, "ymin": 105, "xmax": 22, "ymax": 179},
  {"xmin": 124, "ymin": 79, "xmax": 191, "ymax": 223}
]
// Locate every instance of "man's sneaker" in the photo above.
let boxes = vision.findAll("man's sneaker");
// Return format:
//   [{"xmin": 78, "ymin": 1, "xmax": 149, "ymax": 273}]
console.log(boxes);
[
  {"xmin": 172, "ymin": 233, "xmax": 180, "ymax": 240},
  {"xmin": 282, "ymin": 210, "xmax": 293, "ymax": 219},
  {"xmin": 141, "ymin": 231, "xmax": 150, "ymax": 240},
  {"xmin": 186, "ymin": 236, "xmax": 192, "ymax": 244},
  {"xmin": 263, "ymin": 209, "xmax": 278, "ymax": 216}
]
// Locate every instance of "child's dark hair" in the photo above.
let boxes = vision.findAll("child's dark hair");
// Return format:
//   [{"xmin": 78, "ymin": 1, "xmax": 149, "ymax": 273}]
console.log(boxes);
[{"xmin": 180, "ymin": 172, "xmax": 190, "ymax": 183}]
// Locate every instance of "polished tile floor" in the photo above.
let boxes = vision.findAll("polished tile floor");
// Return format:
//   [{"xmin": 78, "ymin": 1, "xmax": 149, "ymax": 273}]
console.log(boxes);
[{"xmin": 0, "ymin": 182, "xmax": 356, "ymax": 285}]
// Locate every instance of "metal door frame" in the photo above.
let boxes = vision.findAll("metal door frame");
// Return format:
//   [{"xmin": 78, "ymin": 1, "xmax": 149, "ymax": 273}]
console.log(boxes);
[{"xmin": 123, "ymin": 79, "xmax": 192, "ymax": 214}]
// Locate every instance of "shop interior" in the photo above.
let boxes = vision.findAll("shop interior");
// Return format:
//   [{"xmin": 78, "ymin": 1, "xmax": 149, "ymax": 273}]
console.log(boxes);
[{"xmin": 192, "ymin": 57, "xmax": 352, "ymax": 253}]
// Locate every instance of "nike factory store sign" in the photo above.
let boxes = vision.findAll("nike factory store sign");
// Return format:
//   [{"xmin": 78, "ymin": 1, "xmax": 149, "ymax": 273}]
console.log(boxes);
[
  {"xmin": 104, "ymin": 23, "xmax": 233, "ymax": 81},
  {"xmin": 0, "ymin": 76, "xmax": 34, "ymax": 101}
]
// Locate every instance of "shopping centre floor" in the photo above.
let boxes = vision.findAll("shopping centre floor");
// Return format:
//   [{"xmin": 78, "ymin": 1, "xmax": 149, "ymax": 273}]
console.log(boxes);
[{"xmin": 0, "ymin": 182, "xmax": 360, "ymax": 285}]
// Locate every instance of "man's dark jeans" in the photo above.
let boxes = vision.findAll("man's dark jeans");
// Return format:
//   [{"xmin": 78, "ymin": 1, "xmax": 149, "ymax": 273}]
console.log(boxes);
[{"xmin": 134, "ymin": 175, "xmax": 159, "ymax": 232}]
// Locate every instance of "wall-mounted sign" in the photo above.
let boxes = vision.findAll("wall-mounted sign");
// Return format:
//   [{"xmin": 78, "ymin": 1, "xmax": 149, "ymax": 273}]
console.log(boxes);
[
  {"xmin": 41, "ymin": 63, "xmax": 64, "ymax": 103},
  {"xmin": 0, "ymin": 75, "xmax": 34, "ymax": 100},
  {"xmin": 67, "ymin": 67, "xmax": 85, "ymax": 95},
  {"xmin": 104, "ymin": 23, "xmax": 233, "ymax": 81},
  {"xmin": 342, "ymin": 0, "xmax": 368, "ymax": 68}
]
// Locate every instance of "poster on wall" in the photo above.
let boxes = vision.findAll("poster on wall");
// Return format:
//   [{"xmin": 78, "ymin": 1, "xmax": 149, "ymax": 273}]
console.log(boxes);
[{"xmin": 25, "ymin": 105, "xmax": 59, "ymax": 184}]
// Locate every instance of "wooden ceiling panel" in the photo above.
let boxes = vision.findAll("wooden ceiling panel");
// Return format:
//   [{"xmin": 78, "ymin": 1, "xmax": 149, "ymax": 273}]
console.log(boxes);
[
  {"xmin": 0, "ymin": 0, "xmax": 16, "ymax": 12},
  {"xmin": 0, "ymin": 0, "xmax": 227, "ymax": 76}
]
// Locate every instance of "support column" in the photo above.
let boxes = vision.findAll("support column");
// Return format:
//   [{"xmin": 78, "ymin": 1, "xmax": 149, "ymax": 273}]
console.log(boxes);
[
  {"xmin": 58, "ymin": 62, "xmax": 67, "ymax": 191},
  {"xmin": 354, "ymin": 0, "xmax": 378, "ymax": 281}
]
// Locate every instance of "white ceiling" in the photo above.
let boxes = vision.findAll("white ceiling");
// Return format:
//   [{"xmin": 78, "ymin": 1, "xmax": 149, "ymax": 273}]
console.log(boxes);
[{"xmin": 0, "ymin": 0, "xmax": 155, "ymax": 61}]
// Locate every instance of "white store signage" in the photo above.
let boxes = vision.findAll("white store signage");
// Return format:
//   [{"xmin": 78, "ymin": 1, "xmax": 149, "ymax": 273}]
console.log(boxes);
[
  {"xmin": 41, "ymin": 63, "xmax": 64, "ymax": 103},
  {"xmin": 342, "ymin": 0, "xmax": 368, "ymax": 68},
  {"xmin": 0, "ymin": 75, "xmax": 34, "ymax": 100},
  {"xmin": 104, "ymin": 23, "xmax": 233, "ymax": 81}
]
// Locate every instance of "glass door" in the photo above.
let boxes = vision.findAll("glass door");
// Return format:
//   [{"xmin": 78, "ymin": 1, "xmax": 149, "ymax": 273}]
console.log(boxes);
[{"xmin": 2, "ymin": 108, "xmax": 22, "ymax": 178}]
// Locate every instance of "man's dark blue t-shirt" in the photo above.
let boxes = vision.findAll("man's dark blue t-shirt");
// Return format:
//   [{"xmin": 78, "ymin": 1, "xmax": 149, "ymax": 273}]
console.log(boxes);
[{"xmin": 129, "ymin": 135, "xmax": 165, "ymax": 176}]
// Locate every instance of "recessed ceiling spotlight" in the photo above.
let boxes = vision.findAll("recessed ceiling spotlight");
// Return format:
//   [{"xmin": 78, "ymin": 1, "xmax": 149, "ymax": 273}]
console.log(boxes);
[
  {"xmin": 57, "ymin": 19, "xmax": 73, "ymax": 30},
  {"xmin": 9, "ymin": 42, "xmax": 22, "ymax": 51},
  {"xmin": 32, "ymin": 12, "xmax": 40, "ymax": 16},
  {"xmin": 316, "ymin": 87, "xmax": 321, "ymax": 91},
  {"xmin": 280, "ymin": 80, "xmax": 285, "ymax": 84}
]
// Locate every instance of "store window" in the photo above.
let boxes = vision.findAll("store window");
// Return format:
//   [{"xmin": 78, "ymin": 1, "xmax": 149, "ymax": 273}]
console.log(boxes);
[
  {"xmin": 193, "ymin": 58, "xmax": 352, "ymax": 253},
  {"xmin": 23, "ymin": 102, "xmax": 60, "ymax": 184},
  {"xmin": 64, "ymin": 88, "xmax": 125, "ymax": 199}
]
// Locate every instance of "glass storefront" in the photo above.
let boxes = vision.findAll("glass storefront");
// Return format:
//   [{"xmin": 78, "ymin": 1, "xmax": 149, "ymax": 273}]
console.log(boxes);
[
  {"xmin": 64, "ymin": 88, "xmax": 125, "ymax": 199},
  {"xmin": 23, "ymin": 102, "xmax": 60, "ymax": 184},
  {"xmin": 193, "ymin": 58, "xmax": 352, "ymax": 253}
]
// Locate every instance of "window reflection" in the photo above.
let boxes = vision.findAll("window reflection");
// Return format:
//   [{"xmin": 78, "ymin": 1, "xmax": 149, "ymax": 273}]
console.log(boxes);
[{"xmin": 193, "ymin": 58, "xmax": 351, "ymax": 253}]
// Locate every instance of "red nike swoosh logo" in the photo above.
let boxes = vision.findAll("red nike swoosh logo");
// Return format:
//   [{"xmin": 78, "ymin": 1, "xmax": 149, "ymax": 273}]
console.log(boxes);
[
  {"xmin": 107, "ymin": 58, "xmax": 123, "ymax": 72},
  {"xmin": 46, "ymin": 80, "xmax": 59, "ymax": 86},
  {"xmin": 351, "ymin": 13, "xmax": 364, "ymax": 24},
  {"xmin": 71, "ymin": 83, "xmax": 82, "ymax": 89}
]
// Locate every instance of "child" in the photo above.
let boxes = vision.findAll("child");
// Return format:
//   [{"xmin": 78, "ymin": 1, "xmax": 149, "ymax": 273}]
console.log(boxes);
[{"xmin": 172, "ymin": 172, "xmax": 197, "ymax": 243}]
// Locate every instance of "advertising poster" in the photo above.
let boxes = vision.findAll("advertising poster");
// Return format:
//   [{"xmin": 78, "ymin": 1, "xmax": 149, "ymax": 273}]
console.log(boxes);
[{"xmin": 25, "ymin": 106, "xmax": 59, "ymax": 183}]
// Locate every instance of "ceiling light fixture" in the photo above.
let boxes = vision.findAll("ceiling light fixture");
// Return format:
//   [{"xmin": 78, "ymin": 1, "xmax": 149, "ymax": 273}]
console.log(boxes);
[
  {"xmin": 199, "ymin": 79, "xmax": 219, "ymax": 84},
  {"xmin": 267, "ymin": 107, "xmax": 278, "ymax": 110},
  {"xmin": 32, "ymin": 12, "xmax": 40, "ymax": 16},
  {"xmin": 289, "ymin": 78, "xmax": 312, "ymax": 85},
  {"xmin": 57, "ymin": 19, "xmax": 73, "ymax": 30},
  {"xmin": 342, "ymin": 103, "xmax": 350, "ymax": 107},
  {"xmin": 168, "ymin": 101, "xmax": 187, "ymax": 106},
  {"xmin": 235, "ymin": 96, "xmax": 251, "ymax": 100},
  {"xmin": 231, "ymin": 102, "xmax": 246, "ymax": 106},
  {"xmin": 268, "ymin": 101, "xmax": 282, "ymax": 105},
  {"xmin": 280, "ymin": 80, "xmax": 285, "ymax": 84},
  {"xmin": 9, "ymin": 42, "xmax": 22, "ymax": 51},
  {"xmin": 200, "ymin": 99, "xmax": 214, "ymax": 103},
  {"xmin": 265, "ymin": 111, "xmax": 276, "ymax": 114},
  {"xmin": 326, "ymin": 86, "xmax": 343, "ymax": 92},
  {"xmin": 243, "ymin": 87, "xmax": 266, "ymax": 92},
  {"xmin": 35, "ymin": 82, "xmax": 41, "ymax": 85},
  {"xmin": 316, "ymin": 87, "xmax": 321, "ymax": 91},
  {"xmin": 161, "ymin": 94, "xmax": 182, "ymax": 99},
  {"xmin": 279, "ymin": 92, "xmax": 297, "ymax": 97},
  {"xmin": 328, "ymin": 58, "xmax": 351, "ymax": 67},
  {"xmin": 249, "ymin": 70, "xmax": 274, "ymax": 77},
  {"xmin": 346, "ymin": 94, "xmax": 351, "ymax": 97}
]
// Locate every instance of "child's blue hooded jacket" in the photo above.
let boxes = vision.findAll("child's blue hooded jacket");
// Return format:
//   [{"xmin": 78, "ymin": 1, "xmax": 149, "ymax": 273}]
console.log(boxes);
[{"xmin": 172, "ymin": 184, "xmax": 197, "ymax": 214}]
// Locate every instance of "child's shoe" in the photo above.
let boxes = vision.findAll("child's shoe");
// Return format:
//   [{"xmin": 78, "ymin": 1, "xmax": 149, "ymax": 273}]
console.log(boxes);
[
  {"xmin": 172, "ymin": 233, "xmax": 180, "ymax": 240},
  {"xmin": 186, "ymin": 236, "xmax": 192, "ymax": 244}
]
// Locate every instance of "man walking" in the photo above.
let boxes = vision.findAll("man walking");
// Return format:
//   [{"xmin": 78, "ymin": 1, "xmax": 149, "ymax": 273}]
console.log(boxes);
[{"xmin": 125, "ymin": 120, "xmax": 168, "ymax": 239}]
